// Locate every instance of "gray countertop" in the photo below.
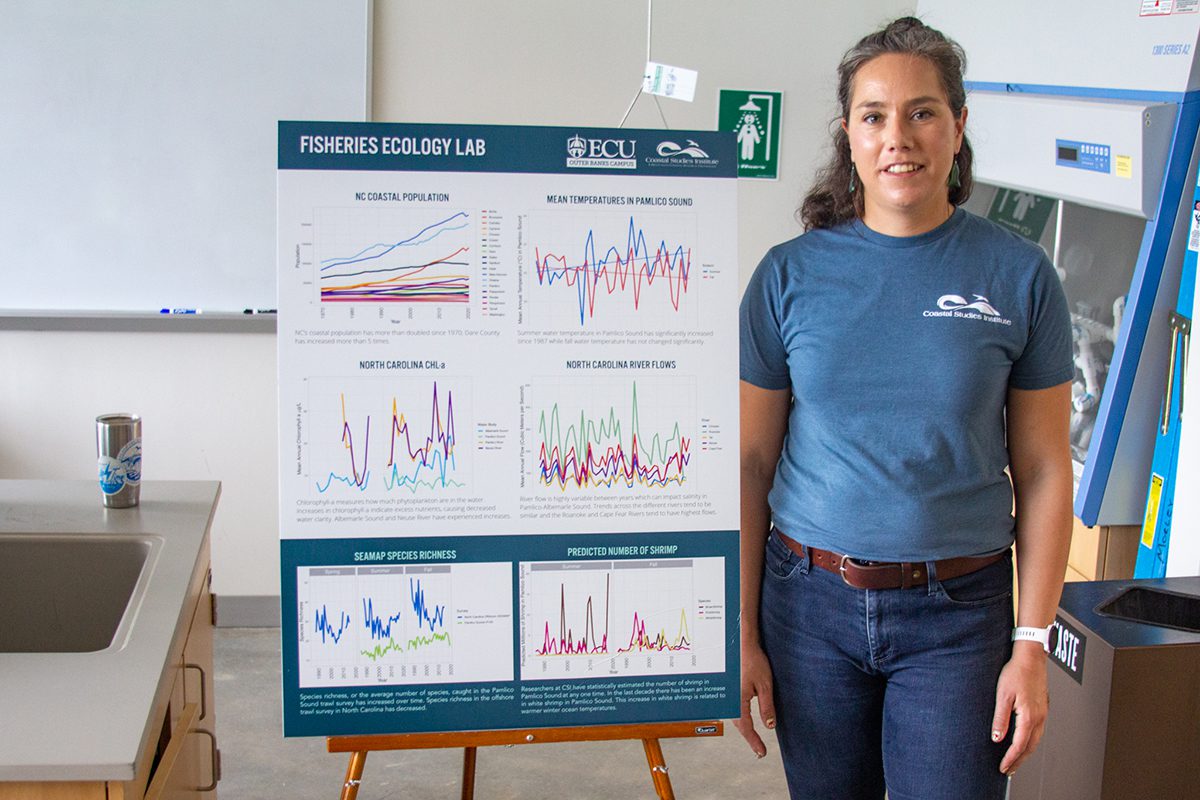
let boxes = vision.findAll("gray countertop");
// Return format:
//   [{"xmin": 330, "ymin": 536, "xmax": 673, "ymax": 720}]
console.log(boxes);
[{"xmin": 0, "ymin": 480, "xmax": 221, "ymax": 781}]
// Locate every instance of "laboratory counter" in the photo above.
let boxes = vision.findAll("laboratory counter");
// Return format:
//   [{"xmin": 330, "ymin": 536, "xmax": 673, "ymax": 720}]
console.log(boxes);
[{"xmin": 0, "ymin": 480, "xmax": 221, "ymax": 785}]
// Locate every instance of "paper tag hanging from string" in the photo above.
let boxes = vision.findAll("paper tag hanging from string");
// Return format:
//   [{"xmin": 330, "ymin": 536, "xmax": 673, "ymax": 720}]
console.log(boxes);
[{"xmin": 643, "ymin": 62, "xmax": 698, "ymax": 102}]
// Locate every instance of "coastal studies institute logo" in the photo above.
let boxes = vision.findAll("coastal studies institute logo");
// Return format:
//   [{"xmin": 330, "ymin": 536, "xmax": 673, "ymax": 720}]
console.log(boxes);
[
  {"xmin": 645, "ymin": 139, "xmax": 721, "ymax": 169},
  {"xmin": 924, "ymin": 294, "xmax": 1013, "ymax": 326}
]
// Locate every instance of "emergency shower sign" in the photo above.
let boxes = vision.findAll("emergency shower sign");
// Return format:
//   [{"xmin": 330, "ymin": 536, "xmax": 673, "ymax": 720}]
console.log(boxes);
[{"xmin": 718, "ymin": 89, "xmax": 782, "ymax": 180}]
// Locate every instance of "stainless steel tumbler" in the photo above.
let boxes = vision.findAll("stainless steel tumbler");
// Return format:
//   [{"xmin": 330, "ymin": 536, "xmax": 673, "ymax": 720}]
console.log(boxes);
[{"xmin": 96, "ymin": 413, "xmax": 142, "ymax": 508}]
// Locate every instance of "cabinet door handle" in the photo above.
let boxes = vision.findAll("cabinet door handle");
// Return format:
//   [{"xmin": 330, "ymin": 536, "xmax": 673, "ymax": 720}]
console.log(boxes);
[
  {"xmin": 184, "ymin": 662, "xmax": 208, "ymax": 721},
  {"xmin": 192, "ymin": 727, "xmax": 221, "ymax": 792},
  {"xmin": 143, "ymin": 702, "xmax": 200, "ymax": 800}
]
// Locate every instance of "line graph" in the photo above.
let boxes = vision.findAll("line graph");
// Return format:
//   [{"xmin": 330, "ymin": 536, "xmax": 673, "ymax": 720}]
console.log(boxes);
[
  {"xmin": 309, "ymin": 378, "xmax": 469, "ymax": 496},
  {"xmin": 410, "ymin": 575, "xmax": 448, "ymax": 633},
  {"xmin": 525, "ymin": 211, "xmax": 698, "ymax": 329},
  {"xmin": 360, "ymin": 597, "xmax": 403, "ymax": 645},
  {"xmin": 535, "ymin": 573, "xmax": 611, "ymax": 656},
  {"xmin": 315, "ymin": 208, "xmax": 472, "ymax": 303},
  {"xmin": 519, "ymin": 557, "xmax": 725, "ymax": 680},
  {"xmin": 530, "ymin": 378, "xmax": 694, "ymax": 492},
  {"xmin": 315, "ymin": 604, "xmax": 352, "ymax": 645},
  {"xmin": 617, "ymin": 608, "xmax": 691, "ymax": 654},
  {"xmin": 296, "ymin": 562, "xmax": 512, "ymax": 688},
  {"xmin": 358, "ymin": 576, "xmax": 452, "ymax": 661}
]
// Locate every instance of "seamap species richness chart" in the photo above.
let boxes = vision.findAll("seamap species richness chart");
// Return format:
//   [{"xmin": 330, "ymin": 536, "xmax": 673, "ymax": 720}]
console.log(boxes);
[{"xmin": 277, "ymin": 122, "xmax": 739, "ymax": 737}]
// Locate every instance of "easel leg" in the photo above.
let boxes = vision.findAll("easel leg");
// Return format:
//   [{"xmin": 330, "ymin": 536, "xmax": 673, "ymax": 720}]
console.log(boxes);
[
  {"xmin": 339, "ymin": 751, "xmax": 368, "ymax": 800},
  {"xmin": 461, "ymin": 746, "xmax": 478, "ymax": 800},
  {"xmin": 642, "ymin": 738, "xmax": 676, "ymax": 800}
]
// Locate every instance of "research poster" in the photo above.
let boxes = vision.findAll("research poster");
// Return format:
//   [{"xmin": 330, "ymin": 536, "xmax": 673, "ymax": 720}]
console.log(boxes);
[{"xmin": 277, "ymin": 121, "xmax": 740, "ymax": 736}]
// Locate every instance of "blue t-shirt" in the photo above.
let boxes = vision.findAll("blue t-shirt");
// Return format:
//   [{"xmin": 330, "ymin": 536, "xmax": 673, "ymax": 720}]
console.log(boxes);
[{"xmin": 740, "ymin": 208, "xmax": 1073, "ymax": 561}]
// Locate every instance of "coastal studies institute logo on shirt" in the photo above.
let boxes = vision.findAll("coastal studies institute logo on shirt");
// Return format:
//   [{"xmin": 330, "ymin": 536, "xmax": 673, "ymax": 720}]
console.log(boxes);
[{"xmin": 924, "ymin": 294, "xmax": 1013, "ymax": 326}]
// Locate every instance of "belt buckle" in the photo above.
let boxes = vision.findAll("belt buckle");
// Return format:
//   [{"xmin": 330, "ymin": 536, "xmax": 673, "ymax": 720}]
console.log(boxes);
[
  {"xmin": 838, "ymin": 554, "xmax": 856, "ymax": 587},
  {"xmin": 839, "ymin": 555, "xmax": 906, "ymax": 589}
]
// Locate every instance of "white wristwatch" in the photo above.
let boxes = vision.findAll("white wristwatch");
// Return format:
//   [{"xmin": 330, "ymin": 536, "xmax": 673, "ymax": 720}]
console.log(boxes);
[{"xmin": 1012, "ymin": 625, "xmax": 1054, "ymax": 653}]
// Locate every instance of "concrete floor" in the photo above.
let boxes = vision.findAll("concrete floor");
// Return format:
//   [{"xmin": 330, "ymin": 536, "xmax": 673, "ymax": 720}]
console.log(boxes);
[{"xmin": 213, "ymin": 628, "xmax": 790, "ymax": 799}]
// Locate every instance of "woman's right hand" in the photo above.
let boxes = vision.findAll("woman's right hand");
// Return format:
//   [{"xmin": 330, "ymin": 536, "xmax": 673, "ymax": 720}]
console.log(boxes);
[
  {"xmin": 734, "ymin": 640, "xmax": 776, "ymax": 757},
  {"xmin": 736, "ymin": 382, "xmax": 790, "ymax": 758}
]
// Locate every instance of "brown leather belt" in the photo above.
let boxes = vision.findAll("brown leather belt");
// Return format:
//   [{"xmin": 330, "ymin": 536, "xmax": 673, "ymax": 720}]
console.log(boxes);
[{"xmin": 775, "ymin": 531, "xmax": 1007, "ymax": 590}]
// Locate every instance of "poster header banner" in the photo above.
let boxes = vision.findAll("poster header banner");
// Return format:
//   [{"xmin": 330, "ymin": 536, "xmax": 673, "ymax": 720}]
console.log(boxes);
[{"xmin": 279, "ymin": 121, "xmax": 737, "ymax": 178}]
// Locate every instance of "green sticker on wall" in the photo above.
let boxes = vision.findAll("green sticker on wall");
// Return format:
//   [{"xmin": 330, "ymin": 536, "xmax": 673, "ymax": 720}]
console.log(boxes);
[{"xmin": 718, "ymin": 90, "xmax": 782, "ymax": 180}]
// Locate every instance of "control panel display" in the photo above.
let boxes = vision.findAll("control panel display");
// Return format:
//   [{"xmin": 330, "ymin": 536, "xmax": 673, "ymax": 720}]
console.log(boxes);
[{"xmin": 1056, "ymin": 138, "xmax": 1112, "ymax": 174}]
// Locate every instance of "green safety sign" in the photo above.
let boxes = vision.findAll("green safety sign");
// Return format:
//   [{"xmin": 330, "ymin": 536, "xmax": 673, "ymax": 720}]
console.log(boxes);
[
  {"xmin": 718, "ymin": 89, "xmax": 782, "ymax": 180},
  {"xmin": 986, "ymin": 188, "xmax": 1055, "ymax": 242}
]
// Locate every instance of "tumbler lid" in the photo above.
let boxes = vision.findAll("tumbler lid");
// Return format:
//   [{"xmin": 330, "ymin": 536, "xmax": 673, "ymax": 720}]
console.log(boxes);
[{"xmin": 96, "ymin": 413, "xmax": 141, "ymax": 424}]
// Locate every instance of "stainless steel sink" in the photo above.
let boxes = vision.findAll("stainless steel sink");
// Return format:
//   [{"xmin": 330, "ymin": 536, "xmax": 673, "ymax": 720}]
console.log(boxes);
[{"xmin": 0, "ymin": 535, "xmax": 159, "ymax": 653}]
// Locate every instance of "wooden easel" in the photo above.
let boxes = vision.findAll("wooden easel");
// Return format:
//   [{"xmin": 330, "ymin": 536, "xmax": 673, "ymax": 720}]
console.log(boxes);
[{"xmin": 328, "ymin": 720, "xmax": 723, "ymax": 800}]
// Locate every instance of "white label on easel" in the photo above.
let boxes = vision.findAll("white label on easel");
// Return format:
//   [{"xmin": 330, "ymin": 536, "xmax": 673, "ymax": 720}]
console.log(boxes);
[
  {"xmin": 1189, "ymin": 205, "xmax": 1200, "ymax": 252},
  {"xmin": 643, "ymin": 62, "xmax": 698, "ymax": 102}
]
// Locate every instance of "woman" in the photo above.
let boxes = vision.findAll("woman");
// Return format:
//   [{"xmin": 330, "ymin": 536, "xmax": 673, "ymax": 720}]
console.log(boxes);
[{"xmin": 736, "ymin": 17, "xmax": 1073, "ymax": 800}]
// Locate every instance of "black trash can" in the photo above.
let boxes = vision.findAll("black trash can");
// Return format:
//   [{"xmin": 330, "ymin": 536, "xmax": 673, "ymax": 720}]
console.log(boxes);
[{"xmin": 1009, "ymin": 576, "xmax": 1200, "ymax": 799}]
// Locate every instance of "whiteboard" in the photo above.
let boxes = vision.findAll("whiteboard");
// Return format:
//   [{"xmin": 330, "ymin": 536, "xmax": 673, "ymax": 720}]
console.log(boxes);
[{"xmin": 0, "ymin": 0, "xmax": 370, "ymax": 315}]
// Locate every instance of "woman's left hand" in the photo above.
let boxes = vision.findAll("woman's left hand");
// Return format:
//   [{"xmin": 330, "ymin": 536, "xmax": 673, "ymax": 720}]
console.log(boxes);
[{"xmin": 991, "ymin": 640, "xmax": 1050, "ymax": 775}]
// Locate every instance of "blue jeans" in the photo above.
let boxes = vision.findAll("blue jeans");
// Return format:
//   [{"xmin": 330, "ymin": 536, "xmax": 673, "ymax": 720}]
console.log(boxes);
[{"xmin": 760, "ymin": 530, "xmax": 1013, "ymax": 800}]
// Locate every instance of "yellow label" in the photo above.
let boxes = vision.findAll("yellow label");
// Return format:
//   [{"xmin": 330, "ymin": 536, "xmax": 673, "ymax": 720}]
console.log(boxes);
[
  {"xmin": 1141, "ymin": 473, "xmax": 1164, "ymax": 548},
  {"xmin": 1116, "ymin": 154, "xmax": 1133, "ymax": 179}
]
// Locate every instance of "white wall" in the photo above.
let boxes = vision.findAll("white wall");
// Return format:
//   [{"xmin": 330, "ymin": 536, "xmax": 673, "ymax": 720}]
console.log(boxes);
[
  {"xmin": 374, "ymin": 0, "xmax": 909, "ymax": 285},
  {"xmin": 0, "ymin": 331, "xmax": 279, "ymax": 599},
  {"xmin": 0, "ymin": 0, "xmax": 906, "ymax": 603}
]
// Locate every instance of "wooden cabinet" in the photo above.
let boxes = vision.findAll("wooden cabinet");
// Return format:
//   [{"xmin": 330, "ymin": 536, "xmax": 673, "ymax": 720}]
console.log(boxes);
[
  {"xmin": 144, "ymin": 568, "xmax": 219, "ymax": 800},
  {"xmin": 0, "ymin": 785, "xmax": 108, "ymax": 799},
  {"xmin": 1064, "ymin": 517, "xmax": 1140, "ymax": 583},
  {"xmin": 0, "ymin": 557, "xmax": 219, "ymax": 800},
  {"xmin": 1014, "ymin": 518, "xmax": 1139, "ymax": 614}
]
